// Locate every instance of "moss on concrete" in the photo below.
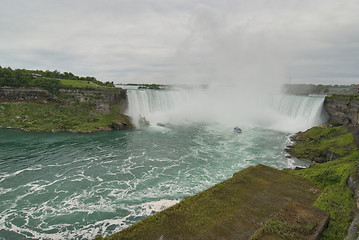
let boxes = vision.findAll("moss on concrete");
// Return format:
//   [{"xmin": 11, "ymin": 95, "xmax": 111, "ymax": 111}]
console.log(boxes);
[
  {"xmin": 98, "ymin": 164, "xmax": 321, "ymax": 240},
  {"xmin": 251, "ymin": 201, "xmax": 329, "ymax": 240}
]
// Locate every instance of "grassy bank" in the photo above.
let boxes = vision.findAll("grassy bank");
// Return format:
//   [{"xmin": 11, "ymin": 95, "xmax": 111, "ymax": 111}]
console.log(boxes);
[
  {"xmin": 0, "ymin": 102, "xmax": 132, "ymax": 133},
  {"xmin": 286, "ymin": 126, "xmax": 358, "ymax": 239},
  {"xmin": 59, "ymin": 79, "xmax": 98, "ymax": 89},
  {"xmin": 287, "ymin": 126, "xmax": 357, "ymax": 163}
]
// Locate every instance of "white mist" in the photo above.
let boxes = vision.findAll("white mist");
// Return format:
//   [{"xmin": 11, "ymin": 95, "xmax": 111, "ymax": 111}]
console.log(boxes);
[{"xmin": 126, "ymin": 88, "xmax": 327, "ymax": 133}]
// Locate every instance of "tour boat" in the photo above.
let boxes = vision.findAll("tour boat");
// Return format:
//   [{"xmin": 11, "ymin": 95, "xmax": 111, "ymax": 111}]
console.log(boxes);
[{"xmin": 234, "ymin": 127, "xmax": 242, "ymax": 134}]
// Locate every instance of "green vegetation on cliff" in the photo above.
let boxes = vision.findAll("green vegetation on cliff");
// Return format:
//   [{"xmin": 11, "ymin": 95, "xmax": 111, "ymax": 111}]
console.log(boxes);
[
  {"xmin": 0, "ymin": 102, "xmax": 132, "ymax": 133},
  {"xmin": 0, "ymin": 66, "xmax": 133, "ymax": 133},
  {"xmin": 283, "ymin": 83, "xmax": 355, "ymax": 95},
  {"xmin": 0, "ymin": 66, "xmax": 115, "ymax": 92},
  {"xmin": 59, "ymin": 79, "xmax": 97, "ymax": 89},
  {"xmin": 137, "ymin": 84, "xmax": 162, "ymax": 90},
  {"xmin": 287, "ymin": 126, "xmax": 357, "ymax": 163},
  {"xmin": 325, "ymin": 94, "xmax": 359, "ymax": 100},
  {"xmin": 287, "ymin": 126, "xmax": 358, "ymax": 239}
]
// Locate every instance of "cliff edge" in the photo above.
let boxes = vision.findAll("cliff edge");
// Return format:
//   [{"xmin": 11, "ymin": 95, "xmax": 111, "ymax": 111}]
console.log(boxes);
[
  {"xmin": 324, "ymin": 95, "xmax": 359, "ymax": 145},
  {"xmin": 0, "ymin": 87, "xmax": 133, "ymax": 132}
]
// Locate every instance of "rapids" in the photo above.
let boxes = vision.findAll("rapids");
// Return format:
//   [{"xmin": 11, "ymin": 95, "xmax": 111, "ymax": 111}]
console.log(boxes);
[{"xmin": 0, "ymin": 88, "xmax": 327, "ymax": 239}]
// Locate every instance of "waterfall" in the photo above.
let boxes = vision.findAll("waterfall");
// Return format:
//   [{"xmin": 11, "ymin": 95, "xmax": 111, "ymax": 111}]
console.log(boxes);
[
  {"xmin": 264, "ymin": 95, "xmax": 328, "ymax": 132},
  {"xmin": 126, "ymin": 88, "xmax": 328, "ymax": 132},
  {"xmin": 126, "ymin": 89, "xmax": 193, "ymax": 127},
  {"xmin": 270, "ymin": 95, "xmax": 327, "ymax": 125}
]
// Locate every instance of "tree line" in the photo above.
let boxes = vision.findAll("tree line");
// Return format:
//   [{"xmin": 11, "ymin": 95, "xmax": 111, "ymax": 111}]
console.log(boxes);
[
  {"xmin": 0, "ymin": 66, "xmax": 115, "ymax": 93},
  {"xmin": 31, "ymin": 69, "xmax": 114, "ymax": 87},
  {"xmin": 283, "ymin": 83, "xmax": 356, "ymax": 95}
]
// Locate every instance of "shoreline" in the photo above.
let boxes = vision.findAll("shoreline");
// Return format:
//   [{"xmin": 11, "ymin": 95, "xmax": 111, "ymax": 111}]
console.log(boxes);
[{"xmin": 0, "ymin": 125, "xmax": 116, "ymax": 134}]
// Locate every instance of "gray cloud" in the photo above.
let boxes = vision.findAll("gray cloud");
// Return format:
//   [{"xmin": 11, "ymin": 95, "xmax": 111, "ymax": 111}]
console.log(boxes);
[{"xmin": 0, "ymin": 0, "xmax": 358, "ymax": 84}]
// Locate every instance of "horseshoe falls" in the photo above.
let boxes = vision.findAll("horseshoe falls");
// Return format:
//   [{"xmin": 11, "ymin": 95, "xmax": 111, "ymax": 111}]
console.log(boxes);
[
  {"xmin": 0, "ymin": 88, "xmax": 327, "ymax": 239},
  {"xmin": 126, "ymin": 88, "xmax": 327, "ymax": 132}
]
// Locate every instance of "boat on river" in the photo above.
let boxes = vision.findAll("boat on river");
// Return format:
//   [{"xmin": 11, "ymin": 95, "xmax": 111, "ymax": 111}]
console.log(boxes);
[{"xmin": 234, "ymin": 127, "xmax": 242, "ymax": 134}]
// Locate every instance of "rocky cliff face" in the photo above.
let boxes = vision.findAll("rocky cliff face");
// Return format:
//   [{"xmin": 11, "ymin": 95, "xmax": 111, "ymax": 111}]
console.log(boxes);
[
  {"xmin": 324, "ymin": 96, "xmax": 359, "ymax": 127},
  {"xmin": 59, "ymin": 88, "xmax": 127, "ymax": 114},
  {"xmin": 324, "ymin": 95, "xmax": 359, "ymax": 146},
  {"xmin": 0, "ymin": 87, "xmax": 128, "ymax": 114},
  {"xmin": 0, "ymin": 87, "xmax": 54, "ymax": 103}
]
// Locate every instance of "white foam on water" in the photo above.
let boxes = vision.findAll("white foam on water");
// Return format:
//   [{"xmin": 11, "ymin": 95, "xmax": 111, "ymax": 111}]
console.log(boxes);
[
  {"xmin": 0, "ymin": 91, "xmax": 322, "ymax": 239},
  {"xmin": 139, "ymin": 199, "xmax": 180, "ymax": 215},
  {"xmin": 0, "ymin": 165, "xmax": 43, "ymax": 183},
  {"xmin": 77, "ymin": 218, "xmax": 128, "ymax": 240},
  {"xmin": 0, "ymin": 187, "xmax": 12, "ymax": 194}
]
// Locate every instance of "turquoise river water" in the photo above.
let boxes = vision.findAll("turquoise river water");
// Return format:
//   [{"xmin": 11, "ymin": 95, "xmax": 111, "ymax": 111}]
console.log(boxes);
[{"xmin": 0, "ymin": 89, "xmax": 326, "ymax": 239}]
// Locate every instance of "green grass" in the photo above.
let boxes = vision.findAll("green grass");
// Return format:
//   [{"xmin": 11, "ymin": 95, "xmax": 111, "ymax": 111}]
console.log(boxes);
[
  {"xmin": 287, "ymin": 126, "xmax": 358, "ymax": 239},
  {"xmin": 326, "ymin": 94, "xmax": 359, "ymax": 100},
  {"xmin": 250, "ymin": 199, "xmax": 330, "ymax": 240},
  {"xmin": 59, "ymin": 79, "xmax": 98, "ymax": 89},
  {"xmin": 0, "ymin": 102, "xmax": 132, "ymax": 132},
  {"xmin": 263, "ymin": 220, "xmax": 315, "ymax": 238},
  {"xmin": 288, "ymin": 126, "xmax": 357, "ymax": 162},
  {"xmin": 253, "ymin": 217, "xmax": 316, "ymax": 240}
]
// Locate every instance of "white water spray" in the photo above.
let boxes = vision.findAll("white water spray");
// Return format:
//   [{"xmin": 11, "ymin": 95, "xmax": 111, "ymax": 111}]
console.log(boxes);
[
  {"xmin": 263, "ymin": 95, "xmax": 328, "ymax": 132},
  {"xmin": 126, "ymin": 89, "xmax": 193, "ymax": 127},
  {"xmin": 126, "ymin": 88, "xmax": 327, "ymax": 132}
]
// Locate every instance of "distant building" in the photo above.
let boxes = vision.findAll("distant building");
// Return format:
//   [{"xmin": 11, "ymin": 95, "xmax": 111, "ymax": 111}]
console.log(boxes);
[
  {"xmin": 354, "ymin": 85, "xmax": 359, "ymax": 94},
  {"xmin": 32, "ymin": 73, "xmax": 43, "ymax": 78}
]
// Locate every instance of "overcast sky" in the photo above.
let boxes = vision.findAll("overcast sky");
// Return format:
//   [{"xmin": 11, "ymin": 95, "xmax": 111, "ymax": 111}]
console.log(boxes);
[{"xmin": 0, "ymin": 0, "xmax": 358, "ymax": 85}]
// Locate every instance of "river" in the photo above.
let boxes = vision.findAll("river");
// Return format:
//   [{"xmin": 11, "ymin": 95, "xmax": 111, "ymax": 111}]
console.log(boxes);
[{"xmin": 0, "ymin": 88, "xmax": 326, "ymax": 239}]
